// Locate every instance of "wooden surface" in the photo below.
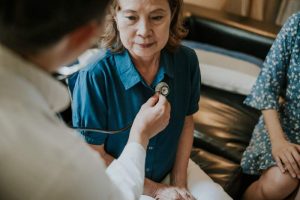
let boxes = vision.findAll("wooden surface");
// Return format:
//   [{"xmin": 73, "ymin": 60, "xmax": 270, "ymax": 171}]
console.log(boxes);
[{"xmin": 183, "ymin": 3, "xmax": 281, "ymax": 39}]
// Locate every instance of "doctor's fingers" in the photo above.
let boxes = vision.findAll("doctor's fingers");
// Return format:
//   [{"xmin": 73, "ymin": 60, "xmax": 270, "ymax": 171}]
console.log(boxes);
[
  {"xmin": 156, "ymin": 94, "xmax": 170, "ymax": 106},
  {"xmin": 155, "ymin": 95, "xmax": 171, "ymax": 112},
  {"xmin": 143, "ymin": 93, "xmax": 160, "ymax": 107}
]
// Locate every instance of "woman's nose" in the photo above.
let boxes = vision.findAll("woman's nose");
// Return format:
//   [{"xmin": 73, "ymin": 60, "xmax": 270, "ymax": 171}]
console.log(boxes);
[{"xmin": 137, "ymin": 19, "xmax": 151, "ymax": 37}]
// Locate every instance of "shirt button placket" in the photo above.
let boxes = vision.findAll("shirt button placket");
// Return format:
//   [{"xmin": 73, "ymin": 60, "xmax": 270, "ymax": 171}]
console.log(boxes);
[{"xmin": 148, "ymin": 146, "xmax": 154, "ymax": 150}]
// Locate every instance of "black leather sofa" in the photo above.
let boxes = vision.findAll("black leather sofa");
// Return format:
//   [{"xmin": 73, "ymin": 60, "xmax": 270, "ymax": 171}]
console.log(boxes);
[{"xmin": 182, "ymin": 5, "xmax": 281, "ymax": 199}]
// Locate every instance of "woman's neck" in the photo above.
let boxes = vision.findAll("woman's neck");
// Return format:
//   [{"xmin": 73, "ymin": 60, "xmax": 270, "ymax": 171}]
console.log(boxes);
[{"xmin": 131, "ymin": 52, "xmax": 160, "ymax": 85}]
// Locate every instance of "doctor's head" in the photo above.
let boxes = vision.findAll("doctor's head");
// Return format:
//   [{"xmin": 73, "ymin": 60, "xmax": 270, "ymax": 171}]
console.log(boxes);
[
  {"xmin": 0, "ymin": 0, "xmax": 110, "ymax": 71},
  {"xmin": 101, "ymin": 0, "xmax": 187, "ymax": 58}
]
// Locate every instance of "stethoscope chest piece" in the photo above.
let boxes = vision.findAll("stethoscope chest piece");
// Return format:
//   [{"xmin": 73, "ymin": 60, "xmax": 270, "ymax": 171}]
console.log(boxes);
[{"xmin": 155, "ymin": 82, "xmax": 169, "ymax": 96}]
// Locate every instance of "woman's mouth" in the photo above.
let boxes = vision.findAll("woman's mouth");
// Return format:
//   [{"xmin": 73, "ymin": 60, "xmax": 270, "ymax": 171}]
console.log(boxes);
[{"xmin": 136, "ymin": 42, "xmax": 155, "ymax": 48}]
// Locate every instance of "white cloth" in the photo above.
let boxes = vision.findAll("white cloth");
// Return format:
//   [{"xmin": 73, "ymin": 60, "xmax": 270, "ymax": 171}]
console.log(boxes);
[
  {"xmin": 140, "ymin": 159, "xmax": 232, "ymax": 200},
  {"xmin": 0, "ymin": 44, "xmax": 146, "ymax": 200}
]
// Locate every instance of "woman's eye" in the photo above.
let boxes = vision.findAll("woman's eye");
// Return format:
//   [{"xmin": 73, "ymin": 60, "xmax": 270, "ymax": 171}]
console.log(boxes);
[
  {"xmin": 151, "ymin": 16, "xmax": 163, "ymax": 21},
  {"xmin": 125, "ymin": 16, "xmax": 137, "ymax": 21}
]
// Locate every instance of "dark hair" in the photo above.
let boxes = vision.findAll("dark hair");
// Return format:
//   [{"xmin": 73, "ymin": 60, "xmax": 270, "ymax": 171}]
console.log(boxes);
[
  {"xmin": 0, "ymin": 0, "xmax": 110, "ymax": 54},
  {"xmin": 100, "ymin": 0, "xmax": 188, "ymax": 52}
]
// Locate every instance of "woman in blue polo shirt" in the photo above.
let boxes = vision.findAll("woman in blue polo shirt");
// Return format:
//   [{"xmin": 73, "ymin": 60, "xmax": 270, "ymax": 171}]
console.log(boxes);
[{"xmin": 70, "ymin": 0, "xmax": 231, "ymax": 199}]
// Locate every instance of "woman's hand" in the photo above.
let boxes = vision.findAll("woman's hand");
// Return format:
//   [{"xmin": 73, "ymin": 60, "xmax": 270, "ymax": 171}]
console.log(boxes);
[
  {"xmin": 144, "ymin": 179, "xmax": 194, "ymax": 200},
  {"xmin": 129, "ymin": 93, "xmax": 171, "ymax": 148},
  {"xmin": 154, "ymin": 187, "xmax": 195, "ymax": 200},
  {"xmin": 154, "ymin": 187, "xmax": 183, "ymax": 200},
  {"xmin": 272, "ymin": 138, "xmax": 300, "ymax": 178},
  {"xmin": 262, "ymin": 109, "xmax": 300, "ymax": 178},
  {"xmin": 172, "ymin": 188, "xmax": 196, "ymax": 200}
]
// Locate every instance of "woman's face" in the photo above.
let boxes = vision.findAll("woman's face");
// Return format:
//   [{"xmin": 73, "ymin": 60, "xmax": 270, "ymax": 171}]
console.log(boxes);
[{"xmin": 115, "ymin": 0, "xmax": 171, "ymax": 59}]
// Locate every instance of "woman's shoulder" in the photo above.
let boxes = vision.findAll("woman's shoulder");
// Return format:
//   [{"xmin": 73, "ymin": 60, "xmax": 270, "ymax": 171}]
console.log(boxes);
[
  {"xmin": 68, "ymin": 49, "xmax": 119, "ymax": 92},
  {"xmin": 174, "ymin": 45, "xmax": 196, "ymax": 56},
  {"xmin": 288, "ymin": 12, "xmax": 300, "ymax": 23},
  {"xmin": 272, "ymin": 12, "xmax": 300, "ymax": 52},
  {"xmin": 78, "ymin": 49, "xmax": 118, "ymax": 76},
  {"xmin": 282, "ymin": 12, "xmax": 300, "ymax": 34},
  {"xmin": 168, "ymin": 45, "xmax": 197, "ymax": 62},
  {"xmin": 171, "ymin": 45, "xmax": 198, "ymax": 65}
]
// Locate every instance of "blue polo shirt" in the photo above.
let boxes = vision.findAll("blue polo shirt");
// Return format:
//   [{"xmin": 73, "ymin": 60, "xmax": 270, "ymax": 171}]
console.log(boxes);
[{"xmin": 69, "ymin": 45, "xmax": 200, "ymax": 182}]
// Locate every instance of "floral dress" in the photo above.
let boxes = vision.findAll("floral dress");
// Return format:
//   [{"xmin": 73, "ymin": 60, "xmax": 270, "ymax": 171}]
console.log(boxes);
[{"xmin": 241, "ymin": 12, "xmax": 300, "ymax": 175}]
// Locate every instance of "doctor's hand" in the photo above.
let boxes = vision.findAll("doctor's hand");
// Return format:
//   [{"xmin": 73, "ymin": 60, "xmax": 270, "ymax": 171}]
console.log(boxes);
[{"xmin": 128, "ymin": 93, "xmax": 171, "ymax": 149}]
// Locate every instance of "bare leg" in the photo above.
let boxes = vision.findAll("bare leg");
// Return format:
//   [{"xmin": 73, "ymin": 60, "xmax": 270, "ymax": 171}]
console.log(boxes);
[
  {"xmin": 243, "ymin": 166, "xmax": 299, "ymax": 200},
  {"xmin": 291, "ymin": 185, "xmax": 300, "ymax": 200}
]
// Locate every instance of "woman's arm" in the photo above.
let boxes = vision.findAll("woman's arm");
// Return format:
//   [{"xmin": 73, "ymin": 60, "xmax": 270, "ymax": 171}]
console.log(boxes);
[
  {"xmin": 142, "ymin": 116, "xmax": 194, "ymax": 198},
  {"xmin": 263, "ymin": 109, "xmax": 285, "ymax": 143},
  {"xmin": 263, "ymin": 109, "xmax": 300, "ymax": 178},
  {"xmin": 171, "ymin": 115, "xmax": 194, "ymax": 188}
]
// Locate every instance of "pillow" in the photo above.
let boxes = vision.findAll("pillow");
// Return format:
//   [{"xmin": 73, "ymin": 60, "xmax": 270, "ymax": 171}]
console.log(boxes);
[{"xmin": 182, "ymin": 40, "xmax": 263, "ymax": 95}]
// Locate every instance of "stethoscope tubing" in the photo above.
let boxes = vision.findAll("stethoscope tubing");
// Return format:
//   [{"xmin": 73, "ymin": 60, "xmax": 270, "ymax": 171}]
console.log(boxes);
[{"xmin": 71, "ymin": 124, "xmax": 132, "ymax": 134}]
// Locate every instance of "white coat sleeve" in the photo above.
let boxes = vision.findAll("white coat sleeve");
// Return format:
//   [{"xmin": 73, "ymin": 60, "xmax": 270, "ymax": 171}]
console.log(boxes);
[{"xmin": 36, "ymin": 142, "xmax": 145, "ymax": 200}]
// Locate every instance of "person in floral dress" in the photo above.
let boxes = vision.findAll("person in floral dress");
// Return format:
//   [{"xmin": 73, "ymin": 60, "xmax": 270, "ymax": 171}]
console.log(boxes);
[{"xmin": 241, "ymin": 12, "xmax": 300, "ymax": 200}]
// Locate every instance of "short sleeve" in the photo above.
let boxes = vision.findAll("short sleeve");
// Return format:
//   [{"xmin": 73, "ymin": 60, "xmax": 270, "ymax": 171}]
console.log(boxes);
[
  {"xmin": 70, "ymin": 64, "xmax": 108, "ymax": 145},
  {"xmin": 244, "ymin": 13, "xmax": 300, "ymax": 110},
  {"xmin": 186, "ymin": 49, "xmax": 201, "ymax": 115}
]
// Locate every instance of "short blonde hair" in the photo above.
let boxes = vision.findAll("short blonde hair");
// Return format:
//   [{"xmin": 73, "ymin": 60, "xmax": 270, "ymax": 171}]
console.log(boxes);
[{"xmin": 100, "ymin": 0, "xmax": 188, "ymax": 52}]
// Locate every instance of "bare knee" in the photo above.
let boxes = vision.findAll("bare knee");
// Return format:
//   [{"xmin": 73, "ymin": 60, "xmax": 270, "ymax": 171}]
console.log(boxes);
[{"xmin": 260, "ymin": 167, "xmax": 299, "ymax": 199}]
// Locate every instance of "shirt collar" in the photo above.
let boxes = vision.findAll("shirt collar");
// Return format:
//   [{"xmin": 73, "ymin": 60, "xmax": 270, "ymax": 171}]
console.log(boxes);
[
  {"xmin": 114, "ymin": 50, "xmax": 142, "ymax": 90},
  {"xmin": 114, "ymin": 49, "xmax": 174, "ymax": 90},
  {"xmin": 0, "ymin": 44, "xmax": 70, "ymax": 113}
]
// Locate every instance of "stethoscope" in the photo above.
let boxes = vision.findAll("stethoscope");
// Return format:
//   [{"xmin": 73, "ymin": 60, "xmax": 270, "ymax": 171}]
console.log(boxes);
[
  {"xmin": 71, "ymin": 82, "xmax": 169, "ymax": 134},
  {"xmin": 56, "ymin": 63, "xmax": 170, "ymax": 134}
]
